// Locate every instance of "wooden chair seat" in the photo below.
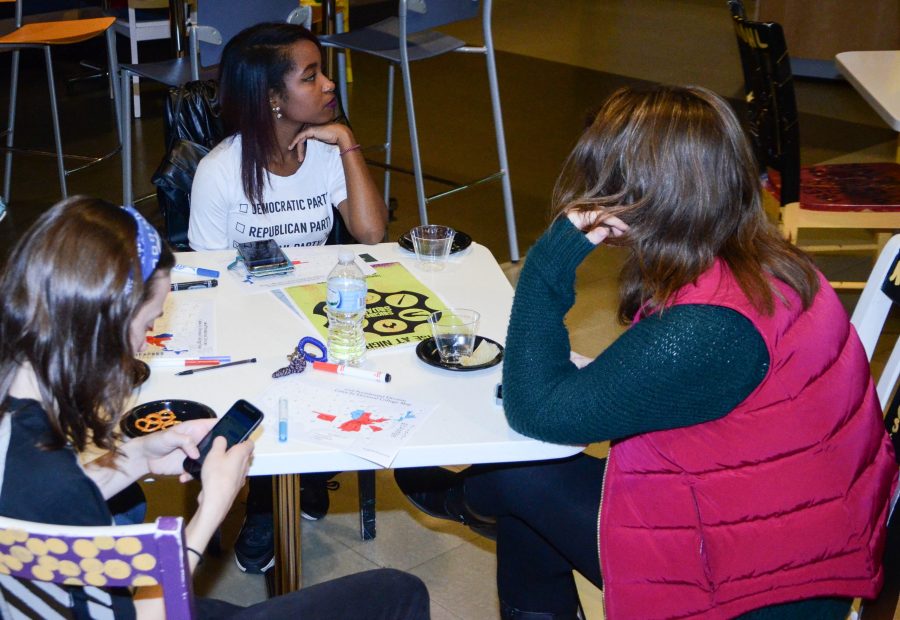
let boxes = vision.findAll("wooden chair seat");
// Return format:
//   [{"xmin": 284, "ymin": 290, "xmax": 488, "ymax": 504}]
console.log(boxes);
[{"xmin": 0, "ymin": 16, "xmax": 116, "ymax": 45}]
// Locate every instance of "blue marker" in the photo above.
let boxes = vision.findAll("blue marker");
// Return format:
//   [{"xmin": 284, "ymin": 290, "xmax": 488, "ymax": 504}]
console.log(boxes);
[
  {"xmin": 278, "ymin": 398, "xmax": 289, "ymax": 443},
  {"xmin": 173, "ymin": 263, "xmax": 220, "ymax": 278}
]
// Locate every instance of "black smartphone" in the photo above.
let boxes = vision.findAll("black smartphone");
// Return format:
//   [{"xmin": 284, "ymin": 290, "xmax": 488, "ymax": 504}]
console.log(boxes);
[
  {"xmin": 236, "ymin": 239, "xmax": 292, "ymax": 275},
  {"xmin": 183, "ymin": 399, "xmax": 264, "ymax": 480}
]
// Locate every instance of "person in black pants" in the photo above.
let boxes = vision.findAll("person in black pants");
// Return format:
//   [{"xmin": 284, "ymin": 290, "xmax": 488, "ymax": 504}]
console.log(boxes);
[
  {"xmin": 186, "ymin": 22, "xmax": 389, "ymax": 574},
  {"xmin": 396, "ymin": 85, "xmax": 895, "ymax": 620},
  {"xmin": 0, "ymin": 197, "xmax": 428, "ymax": 620}
]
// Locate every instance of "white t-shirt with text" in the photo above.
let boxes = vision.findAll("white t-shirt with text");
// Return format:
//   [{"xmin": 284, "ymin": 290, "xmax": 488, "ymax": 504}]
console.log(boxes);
[{"xmin": 188, "ymin": 134, "xmax": 348, "ymax": 250}]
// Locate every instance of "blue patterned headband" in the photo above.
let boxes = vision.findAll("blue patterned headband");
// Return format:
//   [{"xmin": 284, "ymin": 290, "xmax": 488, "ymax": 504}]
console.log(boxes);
[{"xmin": 123, "ymin": 206, "xmax": 162, "ymax": 293}]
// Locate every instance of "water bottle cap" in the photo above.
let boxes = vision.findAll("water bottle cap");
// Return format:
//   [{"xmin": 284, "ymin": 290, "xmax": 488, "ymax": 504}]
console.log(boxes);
[{"xmin": 338, "ymin": 250, "xmax": 354, "ymax": 263}]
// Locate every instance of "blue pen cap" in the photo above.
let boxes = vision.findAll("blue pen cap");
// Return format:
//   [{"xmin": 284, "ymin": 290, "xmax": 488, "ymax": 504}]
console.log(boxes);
[{"xmin": 196, "ymin": 267, "xmax": 220, "ymax": 278}]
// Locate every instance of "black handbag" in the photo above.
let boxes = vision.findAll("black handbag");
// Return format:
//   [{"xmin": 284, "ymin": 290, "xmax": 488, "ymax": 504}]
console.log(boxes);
[
  {"xmin": 152, "ymin": 80, "xmax": 224, "ymax": 250},
  {"xmin": 151, "ymin": 139, "xmax": 210, "ymax": 251},
  {"xmin": 162, "ymin": 79, "xmax": 224, "ymax": 150}
]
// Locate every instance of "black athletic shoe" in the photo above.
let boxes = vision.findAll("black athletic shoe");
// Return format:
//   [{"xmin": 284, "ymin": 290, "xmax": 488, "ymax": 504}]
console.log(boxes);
[
  {"xmin": 394, "ymin": 467, "xmax": 497, "ymax": 540},
  {"xmin": 300, "ymin": 479, "xmax": 339, "ymax": 521},
  {"xmin": 234, "ymin": 512, "xmax": 275, "ymax": 573}
]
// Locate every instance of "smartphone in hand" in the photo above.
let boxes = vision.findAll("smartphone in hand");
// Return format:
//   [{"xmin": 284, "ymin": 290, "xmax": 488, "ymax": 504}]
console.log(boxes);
[{"xmin": 183, "ymin": 399, "xmax": 264, "ymax": 480}]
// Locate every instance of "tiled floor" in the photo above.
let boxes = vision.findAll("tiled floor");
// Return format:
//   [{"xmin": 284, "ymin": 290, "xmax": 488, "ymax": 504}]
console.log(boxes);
[{"xmin": 1, "ymin": 0, "xmax": 898, "ymax": 618}]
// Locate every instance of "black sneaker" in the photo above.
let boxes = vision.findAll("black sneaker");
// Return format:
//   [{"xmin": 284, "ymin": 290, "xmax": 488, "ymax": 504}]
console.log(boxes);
[
  {"xmin": 301, "ymin": 479, "xmax": 339, "ymax": 521},
  {"xmin": 234, "ymin": 512, "xmax": 275, "ymax": 573},
  {"xmin": 394, "ymin": 467, "xmax": 497, "ymax": 540}
]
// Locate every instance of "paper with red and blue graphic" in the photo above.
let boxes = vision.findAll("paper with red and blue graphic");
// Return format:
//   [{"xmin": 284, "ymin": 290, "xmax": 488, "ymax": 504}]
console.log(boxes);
[{"xmin": 259, "ymin": 379, "xmax": 436, "ymax": 467}]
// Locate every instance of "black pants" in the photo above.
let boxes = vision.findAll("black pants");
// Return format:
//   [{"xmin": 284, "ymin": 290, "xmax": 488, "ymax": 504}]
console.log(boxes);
[
  {"xmin": 194, "ymin": 568, "xmax": 429, "ymax": 619},
  {"xmin": 246, "ymin": 472, "xmax": 338, "ymax": 514},
  {"xmin": 464, "ymin": 453, "xmax": 604, "ymax": 616},
  {"xmin": 463, "ymin": 453, "xmax": 851, "ymax": 619}
]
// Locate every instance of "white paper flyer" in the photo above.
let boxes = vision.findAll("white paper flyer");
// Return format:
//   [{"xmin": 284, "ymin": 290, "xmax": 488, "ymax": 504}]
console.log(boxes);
[{"xmin": 259, "ymin": 378, "xmax": 435, "ymax": 467}]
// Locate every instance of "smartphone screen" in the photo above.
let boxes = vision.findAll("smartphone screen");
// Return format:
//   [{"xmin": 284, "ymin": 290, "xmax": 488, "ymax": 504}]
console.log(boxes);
[
  {"xmin": 183, "ymin": 399, "xmax": 264, "ymax": 480},
  {"xmin": 238, "ymin": 240, "xmax": 290, "ymax": 270}
]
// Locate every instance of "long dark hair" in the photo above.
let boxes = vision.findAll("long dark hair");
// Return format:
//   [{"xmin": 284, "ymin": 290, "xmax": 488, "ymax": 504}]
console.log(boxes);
[
  {"xmin": 219, "ymin": 22, "xmax": 323, "ymax": 207},
  {"xmin": 0, "ymin": 197, "xmax": 175, "ymax": 451},
  {"xmin": 551, "ymin": 85, "xmax": 819, "ymax": 322}
]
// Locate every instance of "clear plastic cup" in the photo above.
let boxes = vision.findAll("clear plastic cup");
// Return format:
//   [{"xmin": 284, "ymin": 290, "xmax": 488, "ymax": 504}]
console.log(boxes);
[
  {"xmin": 410, "ymin": 225, "xmax": 455, "ymax": 271},
  {"xmin": 427, "ymin": 308, "xmax": 480, "ymax": 364}
]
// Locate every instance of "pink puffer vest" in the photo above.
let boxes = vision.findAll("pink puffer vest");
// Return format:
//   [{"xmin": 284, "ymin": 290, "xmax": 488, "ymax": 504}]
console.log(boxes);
[{"xmin": 599, "ymin": 260, "xmax": 897, "ymax": 620}]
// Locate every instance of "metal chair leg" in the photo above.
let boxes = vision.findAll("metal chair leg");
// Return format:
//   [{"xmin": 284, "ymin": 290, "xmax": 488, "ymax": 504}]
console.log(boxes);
[
  {"xmin": 335, "ymin": 12, "xmax": 349, "ymax": 120},
  {"xmin": 105, "ymin": 28, "xmax": 123, "ymax": 147},
  {"xmin": 398, "ymin": 2, "xmax": 427, "ymax": 225},
  {"xmin": 4, "ymin": 49, "xmax": 19, "ymax": 205},
  {"xmin": 121, "ymin": 69, "xmax": 134, "ymax": 206},
  {"xmin": 383, "ymin": 63, "xmax": 395, "ymax": 207},
  {"xmin": 44, "ymin": 46, "xmax": 67, "ymax": 199},
  {"xmin": 482, "ymin": 0, "xmax": 519, "ymax": 261}
]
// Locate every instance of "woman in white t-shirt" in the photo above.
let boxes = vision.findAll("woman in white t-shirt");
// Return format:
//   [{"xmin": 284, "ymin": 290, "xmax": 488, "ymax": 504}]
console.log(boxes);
[
  {"xmin": 188, "ymin": 22, "xmax": 387, "ymax": 250},
  {"xmin": 188, "ymin": 23, "xmax": 388, "ymax": 574}
]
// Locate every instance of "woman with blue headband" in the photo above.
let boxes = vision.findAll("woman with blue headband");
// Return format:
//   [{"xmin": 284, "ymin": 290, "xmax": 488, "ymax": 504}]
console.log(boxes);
[{"xmin": 0, "ymin": 197, "xmax": 428, "ymax": 619}]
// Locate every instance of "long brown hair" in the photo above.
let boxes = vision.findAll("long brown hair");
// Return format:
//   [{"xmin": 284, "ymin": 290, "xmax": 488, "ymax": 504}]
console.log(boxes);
[
  {"xmin": 552, "ymin": 85, "xmax": 818, "ymax": 322},
  {"xmin": 0, "ymin": 197, "xmax": 174, "ymax": 451},
  {"xmin": 219, "ymin": 22, "xmax": 323, "ymax": 207}
]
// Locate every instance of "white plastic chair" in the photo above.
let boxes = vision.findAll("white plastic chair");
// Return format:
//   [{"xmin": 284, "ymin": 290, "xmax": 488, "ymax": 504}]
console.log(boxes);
[
  {"xmin": 111, "ymin": 0, "xmax": 172, "ymax": 118},
  {"xmin": 850, "ymin": 234, "xmax": 900, "ymax": 402},
  {"xmin": 850, "ymin": 234, "xmax": 900, "ymax": 619}
]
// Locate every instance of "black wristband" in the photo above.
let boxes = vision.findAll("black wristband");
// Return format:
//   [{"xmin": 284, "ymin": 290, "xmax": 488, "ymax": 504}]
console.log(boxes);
[{"xmin": 186, "ymin": 546, "xmax": 204, "ymax": 564}]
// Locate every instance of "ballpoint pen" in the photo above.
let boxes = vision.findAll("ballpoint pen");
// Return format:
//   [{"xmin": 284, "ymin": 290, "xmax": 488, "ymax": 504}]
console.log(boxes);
[
  {"xmin": 176, "ymin": 357, "xmax": 257, "ymax": 376},
  {"xmin": 171, "ymin": 279, "xmax": 218, "ymax": 291}
]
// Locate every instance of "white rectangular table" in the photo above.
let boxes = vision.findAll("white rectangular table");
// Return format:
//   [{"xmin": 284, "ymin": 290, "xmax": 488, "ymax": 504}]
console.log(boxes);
[
  {"xmin": 135, "ymin": 242, "xmax": 581, "ymax": 592},
  {"xmin": 835, "ymin": 50, "xmax": 900, "ymax": 160}
]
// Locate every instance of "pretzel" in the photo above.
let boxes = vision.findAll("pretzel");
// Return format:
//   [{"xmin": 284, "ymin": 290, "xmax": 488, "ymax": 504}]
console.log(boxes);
[{"xmin": 134, "ymin": 409, "xmax": 181, "ymax": 433}]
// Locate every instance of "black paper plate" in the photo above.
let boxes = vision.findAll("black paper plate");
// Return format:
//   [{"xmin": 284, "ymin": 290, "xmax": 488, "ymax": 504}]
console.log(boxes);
[
  {"xmin": 398, "ymin": 230, "xmax": 473, "ymax": 255},
  {"xmin": 415, "ymin": 336, "xmax": 503, "ymax": 372},
  {"xmin": 121, "ymin": 399, "xmax": 216, "ymax": 438}
]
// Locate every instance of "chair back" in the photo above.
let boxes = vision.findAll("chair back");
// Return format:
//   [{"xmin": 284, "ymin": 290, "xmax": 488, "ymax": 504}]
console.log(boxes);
[
  {"xmin": 850, "ymin": 235, "xmax": 900, "ymax": 617},
  {"xmin": 401, "ymin": 0, "xmax": 480, "ymax": 35},
  {"xmin": 726, "ymin": 0, "xmax": 801, "ymax": 205},
  {"xmin": 194, "ymin": 0, "xmax": 303, "ymax": 69},
  {"xmin": 0, "ymin": 515, "xmax": 193, "ymax": 619}
]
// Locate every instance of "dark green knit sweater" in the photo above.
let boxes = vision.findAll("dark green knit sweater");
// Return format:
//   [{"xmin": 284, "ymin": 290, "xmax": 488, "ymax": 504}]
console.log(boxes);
[
  {"xmin": 502, "ymin": 218, "xmax": 849, "ymax": 620},
  {"xmin": 503, "ymin": 217, "xmax": 769, "ymax": 444}
]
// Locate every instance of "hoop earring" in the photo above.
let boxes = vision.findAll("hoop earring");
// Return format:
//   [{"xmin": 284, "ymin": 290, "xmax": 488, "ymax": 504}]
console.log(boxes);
[{"xmin": 271, "ymin": 102, "xmax": 283, "ymax": 119}]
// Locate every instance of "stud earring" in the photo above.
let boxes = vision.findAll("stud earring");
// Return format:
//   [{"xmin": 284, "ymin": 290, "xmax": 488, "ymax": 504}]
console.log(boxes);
[{"xmin": 271, "ymin": 102, "xmax": 282, "ymax": 119}]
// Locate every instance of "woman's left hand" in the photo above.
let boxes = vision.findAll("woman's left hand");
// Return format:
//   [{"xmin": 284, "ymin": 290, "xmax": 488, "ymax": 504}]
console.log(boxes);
[
  {"xmin": 289, "ymin": 123, "xmax": 354, "ymax": 162},
  {"xmin": 567, "ymin": 210, "xmax": 629, "ymax": 246},
  {"xmin": 134, "ymin": 418, "xmax": 217, "ymax": 479}
]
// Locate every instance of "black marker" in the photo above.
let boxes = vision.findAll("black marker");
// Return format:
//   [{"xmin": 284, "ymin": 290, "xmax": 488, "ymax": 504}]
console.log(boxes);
[{"xmin": 171, "ymin": 279, "xmax": 218, "ymax": 291}]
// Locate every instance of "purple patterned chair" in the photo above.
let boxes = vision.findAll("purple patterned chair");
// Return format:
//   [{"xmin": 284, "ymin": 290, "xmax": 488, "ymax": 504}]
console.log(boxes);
[
  {"xmin": 728, "ymin": 0, "xmax": 900, "ymax": 289},
  {"xmin": 0, "ymin": 515, "xmax": 193, "ymax": 619}
]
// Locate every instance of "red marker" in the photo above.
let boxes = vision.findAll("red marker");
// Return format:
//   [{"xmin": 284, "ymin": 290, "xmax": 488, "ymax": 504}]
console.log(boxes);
[{"xmin": 312, "ymin": 361, "xmax": 391, "ymax": 383}]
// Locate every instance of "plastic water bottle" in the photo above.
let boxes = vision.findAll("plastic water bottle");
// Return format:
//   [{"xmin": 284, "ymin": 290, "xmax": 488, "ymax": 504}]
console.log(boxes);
[{"xmin": 326, "ymin": 250, "xmax": 367, "ymax": 366}]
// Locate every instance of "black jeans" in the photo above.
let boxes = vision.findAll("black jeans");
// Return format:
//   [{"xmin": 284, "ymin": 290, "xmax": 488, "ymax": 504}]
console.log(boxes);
[
  {"xmin": 465, "ymin": 453, "xmax": 605, "ymax": 616},
  {"xmin": 463, "ymin": 453, "xmax": 851, "ymax": 620},
  {"xmin": 194, "ymin": 568, "xmax": 429, "ymax": 619},
  {"xmin": 246, "ymin": 471, "xmax": 338, "ymax": 514}
]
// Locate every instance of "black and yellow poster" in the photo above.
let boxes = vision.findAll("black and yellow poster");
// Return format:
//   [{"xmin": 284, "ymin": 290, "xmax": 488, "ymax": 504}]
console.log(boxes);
[{"xmin": 285, "ymin": 262, "xmax": 449, "ymax": 350}]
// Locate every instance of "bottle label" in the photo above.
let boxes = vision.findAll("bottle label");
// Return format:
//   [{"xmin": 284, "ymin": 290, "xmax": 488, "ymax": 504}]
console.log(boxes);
[{"xmin": 327, "ymin": 281, "xmax": 366, "ymax": 313}]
